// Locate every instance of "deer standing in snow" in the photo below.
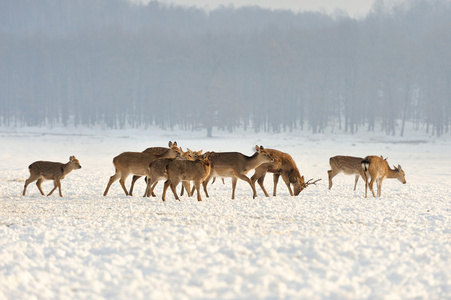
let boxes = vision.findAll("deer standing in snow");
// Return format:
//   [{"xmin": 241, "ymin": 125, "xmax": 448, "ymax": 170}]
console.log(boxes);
[
  {"xmin": 162, "ymin": 152, "xmax": 211, "ymax": 202},
  {"xmin": 202, "ymin": 146, "xmax": 273, "ymax": 199},
  {"xmin": 328, "ymin": 155, "xmax": 366, "ymax": 190},
  {"xmin": 143, "ymin": 147, "xmax": 199, "ymax": 197},
  {"xmin": 128, "ymin": 141, "xmax": 180, "ymax": 196},
  {"xmin": 23, "ymin": 156, "xmax": 82, "ymax": 197},
  {"xmin": 103, "ymin": 146, "xmax": 180, "ymax": 196},
  {"xmin": 361, "ymin": 155, "xmax": 406, "ymax": 198},
  {"xmin": 251, "ymin": 149, "xmax": 306, "ymax": 196}
]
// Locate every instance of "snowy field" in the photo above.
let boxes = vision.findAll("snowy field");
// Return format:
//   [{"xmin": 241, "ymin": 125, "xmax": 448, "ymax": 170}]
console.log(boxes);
[{"xmin": 0, "ymin": 126, "xmax": 450, "ymax": 299}]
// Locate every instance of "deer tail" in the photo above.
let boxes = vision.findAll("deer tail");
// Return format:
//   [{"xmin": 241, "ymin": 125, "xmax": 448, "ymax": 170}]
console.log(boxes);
[{"xmin": 361, "ymin": 158, "xmax": 370, "ymax": 172}]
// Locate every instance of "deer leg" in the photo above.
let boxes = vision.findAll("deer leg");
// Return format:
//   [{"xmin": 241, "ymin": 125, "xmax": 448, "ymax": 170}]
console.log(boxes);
[
  {"xmin": 128, "ymin": 175, "xmax": 142, "ymax": 196},
  {"xmin": 104, "ymin": 171, "xmax": 121, "ymax": 196},
  {"xmin": 169, "ymin": 180, "xmax": 180, "ymax": 201},
  {"xmin": 56, "ymin": 179, "xmax": 63, "ymax": 197},
  {"xmin": 143, "ymin": 177, "xmax": 157, "ymax": 197},
  {"xmin": 144, "ymin": 177, "xmax": 156, "ymax": 197},
  {"xmin": 148, "ymin": 182, "xmax": 158, "ymax": 197},
  {"xmin": 256, "ymin": 174, "xmax": 270, "ymax": 197},
  {"xmin": 327, "ymin": 170, "xmax": 335, "ymax": 190},
  {"xmin": 353, "ymin": 175, "xmax": 359, "ymax": 191},
  {"xmin": 281, "ymin": 173, "xmax": 294, "ymax": 196},
  {"xmin": 194, "ymin": 181, "xmax": 202, "ymax": 201},
  {"xmin": 180, "ymin": 185, "xmax": 185, "ymax": 196},
  {"xmin": 231, "ymin": 177, "xmax": 238, "ymax": 199},
  {"xmin": 272, "ymin": 174, "xmax": 281, "ymax": 196},
  {"xmin": 369, "ymin": 178, "xmax": 376, "ymax": 198},
  {"xmin": 182, "ymin": 181, "xmax": 191, "ymax": 197},
  {"xmin": 162, "ymin": 180, "xmax": 170, "ymax": 201},
  {"xmin": 202, "ymin": 174, "xmax": 212, "ymax": 198},
  {"xmin": 23, "ymin": 174, "xmax": 40, "ymax": 196},
  {"xmin": 47, "ymin": 181, "xmax": 58, "ymax": 196},
  {"xmin": 236, "ymin": 173, "xmax": 256, "ymax": 199},
  {"xmin": 377, "ymin": 179, "xmax": 382, "ymax": 197},
  {"xmin": 364, "ymin": 175, "xmax": 369, "ymax": 198},
  {"xmin": 119, "ymin": 174, "xmax": 130, "ymax": 196},
  {"xmin": 36, "ymin": 178, "xmax": 45, "ymax": 196}
]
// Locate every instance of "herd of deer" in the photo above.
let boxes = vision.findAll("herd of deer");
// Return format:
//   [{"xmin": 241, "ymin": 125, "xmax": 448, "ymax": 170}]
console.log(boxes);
[{"xmin": 22, "ymin": 141, "xmax": 406, "ymax": 200}]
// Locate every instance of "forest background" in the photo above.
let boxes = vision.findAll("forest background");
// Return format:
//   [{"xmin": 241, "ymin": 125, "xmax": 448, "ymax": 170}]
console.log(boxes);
[{"xmin": 1, "ymin": 0, "xmax": 450, "ymax": 137}]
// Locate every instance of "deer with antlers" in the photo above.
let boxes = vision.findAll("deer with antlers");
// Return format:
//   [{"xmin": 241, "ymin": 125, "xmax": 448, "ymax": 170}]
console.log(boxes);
[
  {"xmin": 251, "ymin": 149, "xmax": 314, "ymax": 196},
  {"xmin": 361, "ymin": 155, "xmax": 406, "ymax": 198}
]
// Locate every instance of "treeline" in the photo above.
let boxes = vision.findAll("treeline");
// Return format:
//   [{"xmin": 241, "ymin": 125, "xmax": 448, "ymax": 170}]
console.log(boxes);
[{"xmin": 0, "ymin": 0, "xmax": 450, "ymax": 136}]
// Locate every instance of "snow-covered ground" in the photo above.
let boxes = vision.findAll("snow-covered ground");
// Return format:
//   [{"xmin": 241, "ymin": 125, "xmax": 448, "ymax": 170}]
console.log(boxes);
[{"xmin": 1, "ymin": 126, "xmax": 450, "ymax": 299}]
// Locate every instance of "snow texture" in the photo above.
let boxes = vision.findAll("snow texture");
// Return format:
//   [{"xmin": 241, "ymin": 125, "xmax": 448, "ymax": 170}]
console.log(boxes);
[{"xmin": 1, "ymin": 126, "xmax": 450, "ymax": 299}]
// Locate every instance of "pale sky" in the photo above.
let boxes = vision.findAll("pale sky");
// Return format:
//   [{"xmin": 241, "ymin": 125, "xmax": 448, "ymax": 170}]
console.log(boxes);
[{"xmin": 151, "ymin": 0, "xmax": 377, "ymax": 18}]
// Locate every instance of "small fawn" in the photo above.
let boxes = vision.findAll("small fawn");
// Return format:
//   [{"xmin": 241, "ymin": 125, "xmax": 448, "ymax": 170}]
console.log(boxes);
[
  {"xmin": 23, "ymin": 156, "xmax": 82, "ymax": 197},
  {"xmin": 361, "ymin": 155, "xmax": 406, "ymax": 197}
]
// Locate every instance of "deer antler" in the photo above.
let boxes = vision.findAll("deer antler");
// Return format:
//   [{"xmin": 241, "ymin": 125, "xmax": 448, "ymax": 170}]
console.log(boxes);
[{"xmin": 304, "ymin": 178, "xmax": 321, "ymax": 187}]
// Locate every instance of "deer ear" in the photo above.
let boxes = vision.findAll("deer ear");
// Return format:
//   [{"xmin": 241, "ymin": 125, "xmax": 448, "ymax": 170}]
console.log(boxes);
[
  {"xmin": 168, "ymin": 141, "xmax": 173, "ymax": 147},
  {"xmin": 173, "ymin": 141, "xmax": 177, "ymax": 147},
  {"xmin": 255, "ymin": 145, "xmax": 260, "ymax": 152},
  {"xmin": 398, "ymin": 165, "xmax": 402, "ymax": 170},
  {"xmin": 70, "ymin": 156, "xmax": 75, "ymax": 161}
]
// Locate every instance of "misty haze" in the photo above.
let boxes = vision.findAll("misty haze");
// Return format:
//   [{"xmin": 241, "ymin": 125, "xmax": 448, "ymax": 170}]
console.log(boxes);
[{"xmin": 1, "ymin": 0, "xmax": 450, "ymax": 136}]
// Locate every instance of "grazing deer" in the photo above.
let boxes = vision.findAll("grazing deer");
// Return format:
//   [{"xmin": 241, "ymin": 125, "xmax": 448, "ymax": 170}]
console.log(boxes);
[
  {"xmin": 328, "ymin": 156, "xmax": 366, "ymax": 190},
  {"xmin": 251, "ymin": 149, "xmax": 306, "ymax": 196},
  {"xmin": 361, "ymin": 155, "xmax": 406, "ymax": 198},
  {"xmin": 162, "ymin": 152, "xmax": 211, "ymax": 202},
  {"xmin": 23, "ymin": 156, "xmax": 82, "ymax": 197},
  {"xmin": 103, "ymin": 148, "xmax": 179, "ymax": 196},
  {"xmin": 128, "ymin": 141, "xmax": 180, "ymax": 196},
  {"xmin": 202, "ymin": 146, "xmax": 273, "ymax": 199}
]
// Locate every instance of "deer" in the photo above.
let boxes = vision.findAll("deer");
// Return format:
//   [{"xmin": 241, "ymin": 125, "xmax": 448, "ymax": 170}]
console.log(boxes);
[
  {"xmin": 328, "ymin": 156, "xmax": 366, "ymax": 190},
  {"xmin": 143, "ymin": 147, "xmax": 199, "ymax": 197},
  {"xmin": 128, "ymin": 141, "xmax": 180, "ymax": 196},
  {"xmin": 103, "ymin": 147, "xmax": 180, "ymax": 196},
  {"xmin": 201, "ymin": 145, "xmax": 273, "ymax": 199},
  {"xmin": 361, "ymin": 155, "xmax": 406, "ymax": 198},
  {"xmin": 23, "ymin": 156, "xmax": 82, "ymax": 197},
  {"xmin": 162, "ymin": 152, "xmax": 211, "ymax": 202},
  {"xmin": 251, "ymin": 149, "xmax": 307, "ymax": 196},
  {"xmin": 179, "ymin": 148, "xmax": 204, "ymax": 196}
]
